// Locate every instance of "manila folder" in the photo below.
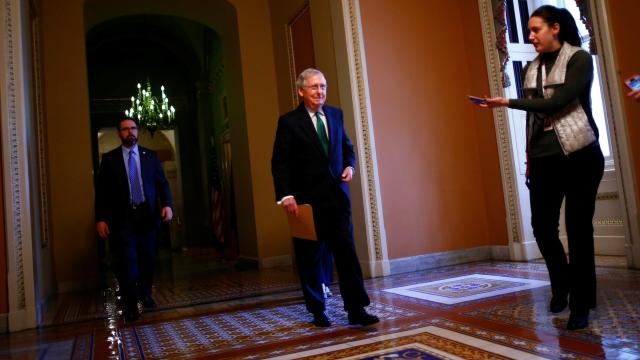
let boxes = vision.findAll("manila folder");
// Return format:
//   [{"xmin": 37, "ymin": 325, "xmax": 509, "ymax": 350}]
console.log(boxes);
[{"xmin": 287, "ymin": 204, "xmax": 317, "ymax": 240}]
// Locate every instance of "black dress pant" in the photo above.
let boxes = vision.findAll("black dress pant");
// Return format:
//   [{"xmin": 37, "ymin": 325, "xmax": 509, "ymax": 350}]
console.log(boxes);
[
  {"xmin": 321, "ymin": 248, "xmax": 334, "ymax": 285},
  {"xmin": 293, "ymin": 189, "xmax": 370, "ymax": 314},
  {"xmin": 111, "ymin": 203, "xmax": 158, "ymax": 309},
  {"xmin": 528, "ymin": 144, "xmax": 604, "ymax": 313}
]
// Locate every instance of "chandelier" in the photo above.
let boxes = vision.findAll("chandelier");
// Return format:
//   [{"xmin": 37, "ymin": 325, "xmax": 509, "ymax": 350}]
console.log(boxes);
[{"xmin": 125, "ymin": 81, "xmax": 175, "ymax": 135}]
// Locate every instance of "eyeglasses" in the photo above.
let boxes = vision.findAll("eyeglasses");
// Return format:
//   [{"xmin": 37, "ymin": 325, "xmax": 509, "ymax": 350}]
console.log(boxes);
[{"xmin": 303, "ymin": 84, "xmax": 327, "ymax": 91}]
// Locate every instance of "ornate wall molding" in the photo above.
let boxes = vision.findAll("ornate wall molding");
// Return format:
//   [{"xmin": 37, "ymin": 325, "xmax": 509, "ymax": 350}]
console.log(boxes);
[
  {"xmin": 597, "ymin": 191, "xmax": 619, "ymax": 201},
  {"xmin": 593, "ymin": 217, "xmax": 623, "ymax": 226},
  {"xmin": 477, "ymin": 0, "xmax": 523, "ymax": 246},
  {"xmin": 340, "ymin": 0, "xmax": 387, "ymax": 268},
  {"xmin": 2, "ymin": 0, "xmax": 26, "ymax": 310},
  {"xmin": 1, "ymin": 0, "xmax": 37, "ymax": 331}
]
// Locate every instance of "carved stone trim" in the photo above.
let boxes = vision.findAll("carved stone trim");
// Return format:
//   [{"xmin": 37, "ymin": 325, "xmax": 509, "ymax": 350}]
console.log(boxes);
[
  {"xmin": 597, "ymin": 192, "xmax": 619, "ymax": 201},
  {"xmin": 2, "ymin": 0, "xmax": 26, "ymax": 309},
  {"xmin": 593, "ymin": 217, "xmax": 624, "ymax": 226},
  {"xmin": 477, "ymin": 0, "xmax": 523, "ymax": 244},
  {"xmin": 342, "ymin": 0, "xmax": 385, "ymax": 262}
]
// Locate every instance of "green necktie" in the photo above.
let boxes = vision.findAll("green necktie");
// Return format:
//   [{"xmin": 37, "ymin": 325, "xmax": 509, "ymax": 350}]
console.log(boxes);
[{"xmin": 315, "ymin": 112, "xmax": 329, "ymax": 155}]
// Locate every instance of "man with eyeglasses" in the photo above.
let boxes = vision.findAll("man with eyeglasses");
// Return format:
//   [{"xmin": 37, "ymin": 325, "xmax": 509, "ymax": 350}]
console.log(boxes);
[
  {"xmin": 95, "ymin": 117, "xmax": 173, "ymax": 321},
  {"xmin": 271, "ymin": 68, "xmax": 379, "ymax": 328}
]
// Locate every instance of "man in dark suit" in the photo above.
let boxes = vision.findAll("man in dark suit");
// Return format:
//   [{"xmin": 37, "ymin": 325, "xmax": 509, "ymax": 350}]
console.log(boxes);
[
  {"xmin": 271, "ymin": 68, "xmax": 379, "ymax": 327},
  {"xmin": 96, "ymin": 117, "xmax": 173, "ymax": 321}
]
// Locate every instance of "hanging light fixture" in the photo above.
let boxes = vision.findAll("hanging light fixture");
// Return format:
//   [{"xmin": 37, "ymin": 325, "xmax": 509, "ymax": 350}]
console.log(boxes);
[{"xmin": 125, "ymin": 80, "xmax": 175, "ymax": 135}]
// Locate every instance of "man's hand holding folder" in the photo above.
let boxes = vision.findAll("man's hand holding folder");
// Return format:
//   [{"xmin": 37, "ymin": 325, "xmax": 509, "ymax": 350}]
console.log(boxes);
[
  {"xmin": 283, "ymin": 203, "xmax": 317, "ymax": 241},
  {"xmin": 278, "ymin": 196, "xmax": 298, "ymax": 216}
]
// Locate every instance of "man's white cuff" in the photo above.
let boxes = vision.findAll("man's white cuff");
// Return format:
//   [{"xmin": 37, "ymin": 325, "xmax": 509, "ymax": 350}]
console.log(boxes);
[{"xmin": 276, "ymin": 195, "xmax": 294, "ymax": 205}]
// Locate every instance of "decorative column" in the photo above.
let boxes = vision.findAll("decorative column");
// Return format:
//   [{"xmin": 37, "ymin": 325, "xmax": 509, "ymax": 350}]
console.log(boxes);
[
  {"xmin": 0, "ymin": 0, "xmax": 38, "ymax": 331},
  {"xmin": 477, "ymin": 0, "xmax": 529, "ymax": 259},
  {"xmin": 330, "ymin": 0, "xmax": 390, "ymax": 277}
]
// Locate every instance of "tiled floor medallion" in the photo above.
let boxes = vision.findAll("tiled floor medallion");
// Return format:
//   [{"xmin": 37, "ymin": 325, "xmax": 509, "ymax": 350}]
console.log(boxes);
[
  {"xmin": 383, "ymin": 274, "xmax": 549, "ymax": 304},
  {"xmin": 265, "ymin": 326, "xmax": 549, "ymax": 360}
]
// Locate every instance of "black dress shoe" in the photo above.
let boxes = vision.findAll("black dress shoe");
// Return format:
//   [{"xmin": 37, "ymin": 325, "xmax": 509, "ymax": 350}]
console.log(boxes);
[
  {"xmin": 141, "ymin": 296, "xmax": 157, "ymax": 309},
  {"xmin": 549, "ymin": 296, "xmax": 568, "ymax": 313},
  {"xmin": 348, "ymin": 308, "xmax": 379, "ymax": 326},
  {"xmin": 312, "ymin": 312, "xmax": 331, "ymax": 327},
  {"xmin": 566, "ymin": 311, "xmax": 589, "ymax": 330}
]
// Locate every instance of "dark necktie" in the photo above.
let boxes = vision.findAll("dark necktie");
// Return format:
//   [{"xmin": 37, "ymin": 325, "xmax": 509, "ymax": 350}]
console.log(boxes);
[
  {"xmin": 315, "ymin": 112, "xmax": 329, "ymax": 156},
  {"xmin": 128, "ymin": 150, "xmax": 144, "ymax": 205}
]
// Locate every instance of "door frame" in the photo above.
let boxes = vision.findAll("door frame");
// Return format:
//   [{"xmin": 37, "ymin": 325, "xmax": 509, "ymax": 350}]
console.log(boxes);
[{"xmin": 477, "ymin": 0, "xmax": 640, "ymax": 268}]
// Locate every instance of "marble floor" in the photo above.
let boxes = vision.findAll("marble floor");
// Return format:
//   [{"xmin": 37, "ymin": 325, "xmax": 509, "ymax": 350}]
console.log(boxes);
[
  {"xmin": 40, "ymin": 248, "xmax": 301, "ymax": 326},
  {"xmin": 1, "ymin": 257, "xmax": 638, "ymax": 359}
]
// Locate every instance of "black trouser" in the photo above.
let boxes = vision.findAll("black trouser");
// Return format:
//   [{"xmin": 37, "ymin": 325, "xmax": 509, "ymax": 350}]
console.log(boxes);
[
  {"xmin": 293, "ymin": 189, "xmax": 370, "ymax": 314},
  {"xmin": 111, "ymin": 203, "xmax": 158, "ymax": 309},
  {"xmin": 528, "ymin": 144, "xmax": 604, "ymax": 314},
  {"xmin": 321, "ymin": 248, "xmax": 333, "ymax": 285}
]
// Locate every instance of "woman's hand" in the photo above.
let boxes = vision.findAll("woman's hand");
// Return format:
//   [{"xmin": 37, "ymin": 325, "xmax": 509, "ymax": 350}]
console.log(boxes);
[
  {"xmin": 480, "ymin": 97, "xmax": 509, "ymax": 108},
  {"xmin": 628, "ymin": 88, "xmax": 640, "ymax": 103}
]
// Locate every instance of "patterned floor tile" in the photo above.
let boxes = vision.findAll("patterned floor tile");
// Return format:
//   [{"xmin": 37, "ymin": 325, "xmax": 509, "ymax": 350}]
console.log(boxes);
[
  {"xmin": 3, "ymin": 258, "xmax": 638, "ymax": 360},
  {"xmin": 428, "ymin": 318, "xmax": 600, "ymax": 360},
  {"xmin": 120, "ymin": 297, "xmax": 419, "ymax": 359},
  {"xmin": 465, "ymin": 286, "xmax": 640, "ymax": 358}
]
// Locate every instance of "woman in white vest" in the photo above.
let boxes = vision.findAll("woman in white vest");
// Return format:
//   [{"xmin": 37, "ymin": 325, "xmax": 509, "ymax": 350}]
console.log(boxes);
[{"xmin": 479, "ymin": 5, "xmax": 604, "ymax": 330}]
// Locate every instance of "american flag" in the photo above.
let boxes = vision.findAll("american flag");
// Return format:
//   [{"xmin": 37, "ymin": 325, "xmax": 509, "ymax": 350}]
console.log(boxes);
[
  {"xmin": 211, "ymin": 186, "xmax": 224, "ymax": 244},
  {"xmin": 208, "ymin": 138, "xmax": 225, "ymax": 245}
]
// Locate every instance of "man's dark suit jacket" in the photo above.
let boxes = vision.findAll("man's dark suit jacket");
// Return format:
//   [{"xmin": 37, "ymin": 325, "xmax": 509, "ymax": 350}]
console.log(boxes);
[
  {"xmin": 271, "ymin": 103, "xmax": 356, "ymax": 208},
  {"xmin": 95, "ymin": 145, "xmax": 173, "ymax": 230}
]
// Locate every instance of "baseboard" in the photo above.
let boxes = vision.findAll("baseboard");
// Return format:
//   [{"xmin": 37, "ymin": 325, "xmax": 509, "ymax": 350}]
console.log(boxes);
[
  {"xmin": 387, "ymin": 246, "xmax": 509, "ymax": 275},
  {"xmin": 510, "ymin": 241, "xmax": 543, "ymax": 261},
  {"xmin": 491, "ymin": 245, "xmax": 511, "ymax": 260},
  {"xmin": 36, "ymin": 294, "xmax": 52, "ymax": 325},
  {"xmin": 236, "ymin": 256, "xmax": 260, "ymax": 269},
  {"xmin": 0, "ymin": 313, "xmax": 7, "ymax": 333},
  {"xmin": 360, "ymin": 258, "xmax": 391, "ymax": 278},
  {"xmin": 259, "ymin": 255, "xmax": 293, "ymax": 268},
  {"xmin": 7, "ymin": 307, "xmax": 37, "ymax": 332}
]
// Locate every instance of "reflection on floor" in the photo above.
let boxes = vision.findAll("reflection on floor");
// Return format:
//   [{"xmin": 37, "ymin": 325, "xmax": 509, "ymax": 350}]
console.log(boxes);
[
  {"xmin": 42, "ymin": 248, "xmax": 301, "ymax": 326},
  {"xmin": 1, "ymin": 258, "xmax": 638, "ymax": 359}
]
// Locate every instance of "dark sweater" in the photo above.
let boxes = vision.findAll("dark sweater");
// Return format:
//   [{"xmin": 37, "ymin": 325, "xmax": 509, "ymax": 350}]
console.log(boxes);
[{"xmin": 509, "ymin": 48, "xmax": 597, "ymax": 158}]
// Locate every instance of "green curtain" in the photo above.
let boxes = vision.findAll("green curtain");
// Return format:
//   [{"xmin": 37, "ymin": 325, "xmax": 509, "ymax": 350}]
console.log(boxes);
[
  {"xmin": 492, "ymin": 0, "xmax": 510, "ymax": 88},
  {"xmin": 575, "ymin": 0, "xmax": 597, "ymax": 54}
]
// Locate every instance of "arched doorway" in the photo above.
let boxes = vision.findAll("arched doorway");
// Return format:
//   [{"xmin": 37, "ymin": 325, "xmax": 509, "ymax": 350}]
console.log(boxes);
[
  {"xmin": 82, "ymin": 9, "xmax": 276, "ymax": 318},
  {"xmin": 86, "ymin": 15, "xmax": 232, "ymax": 252}
]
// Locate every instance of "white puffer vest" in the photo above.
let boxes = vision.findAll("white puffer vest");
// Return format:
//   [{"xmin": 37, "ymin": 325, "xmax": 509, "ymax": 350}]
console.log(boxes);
[{"xmin": 523, "ymin": 42, "xmax": 596, "ymax": 155}]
